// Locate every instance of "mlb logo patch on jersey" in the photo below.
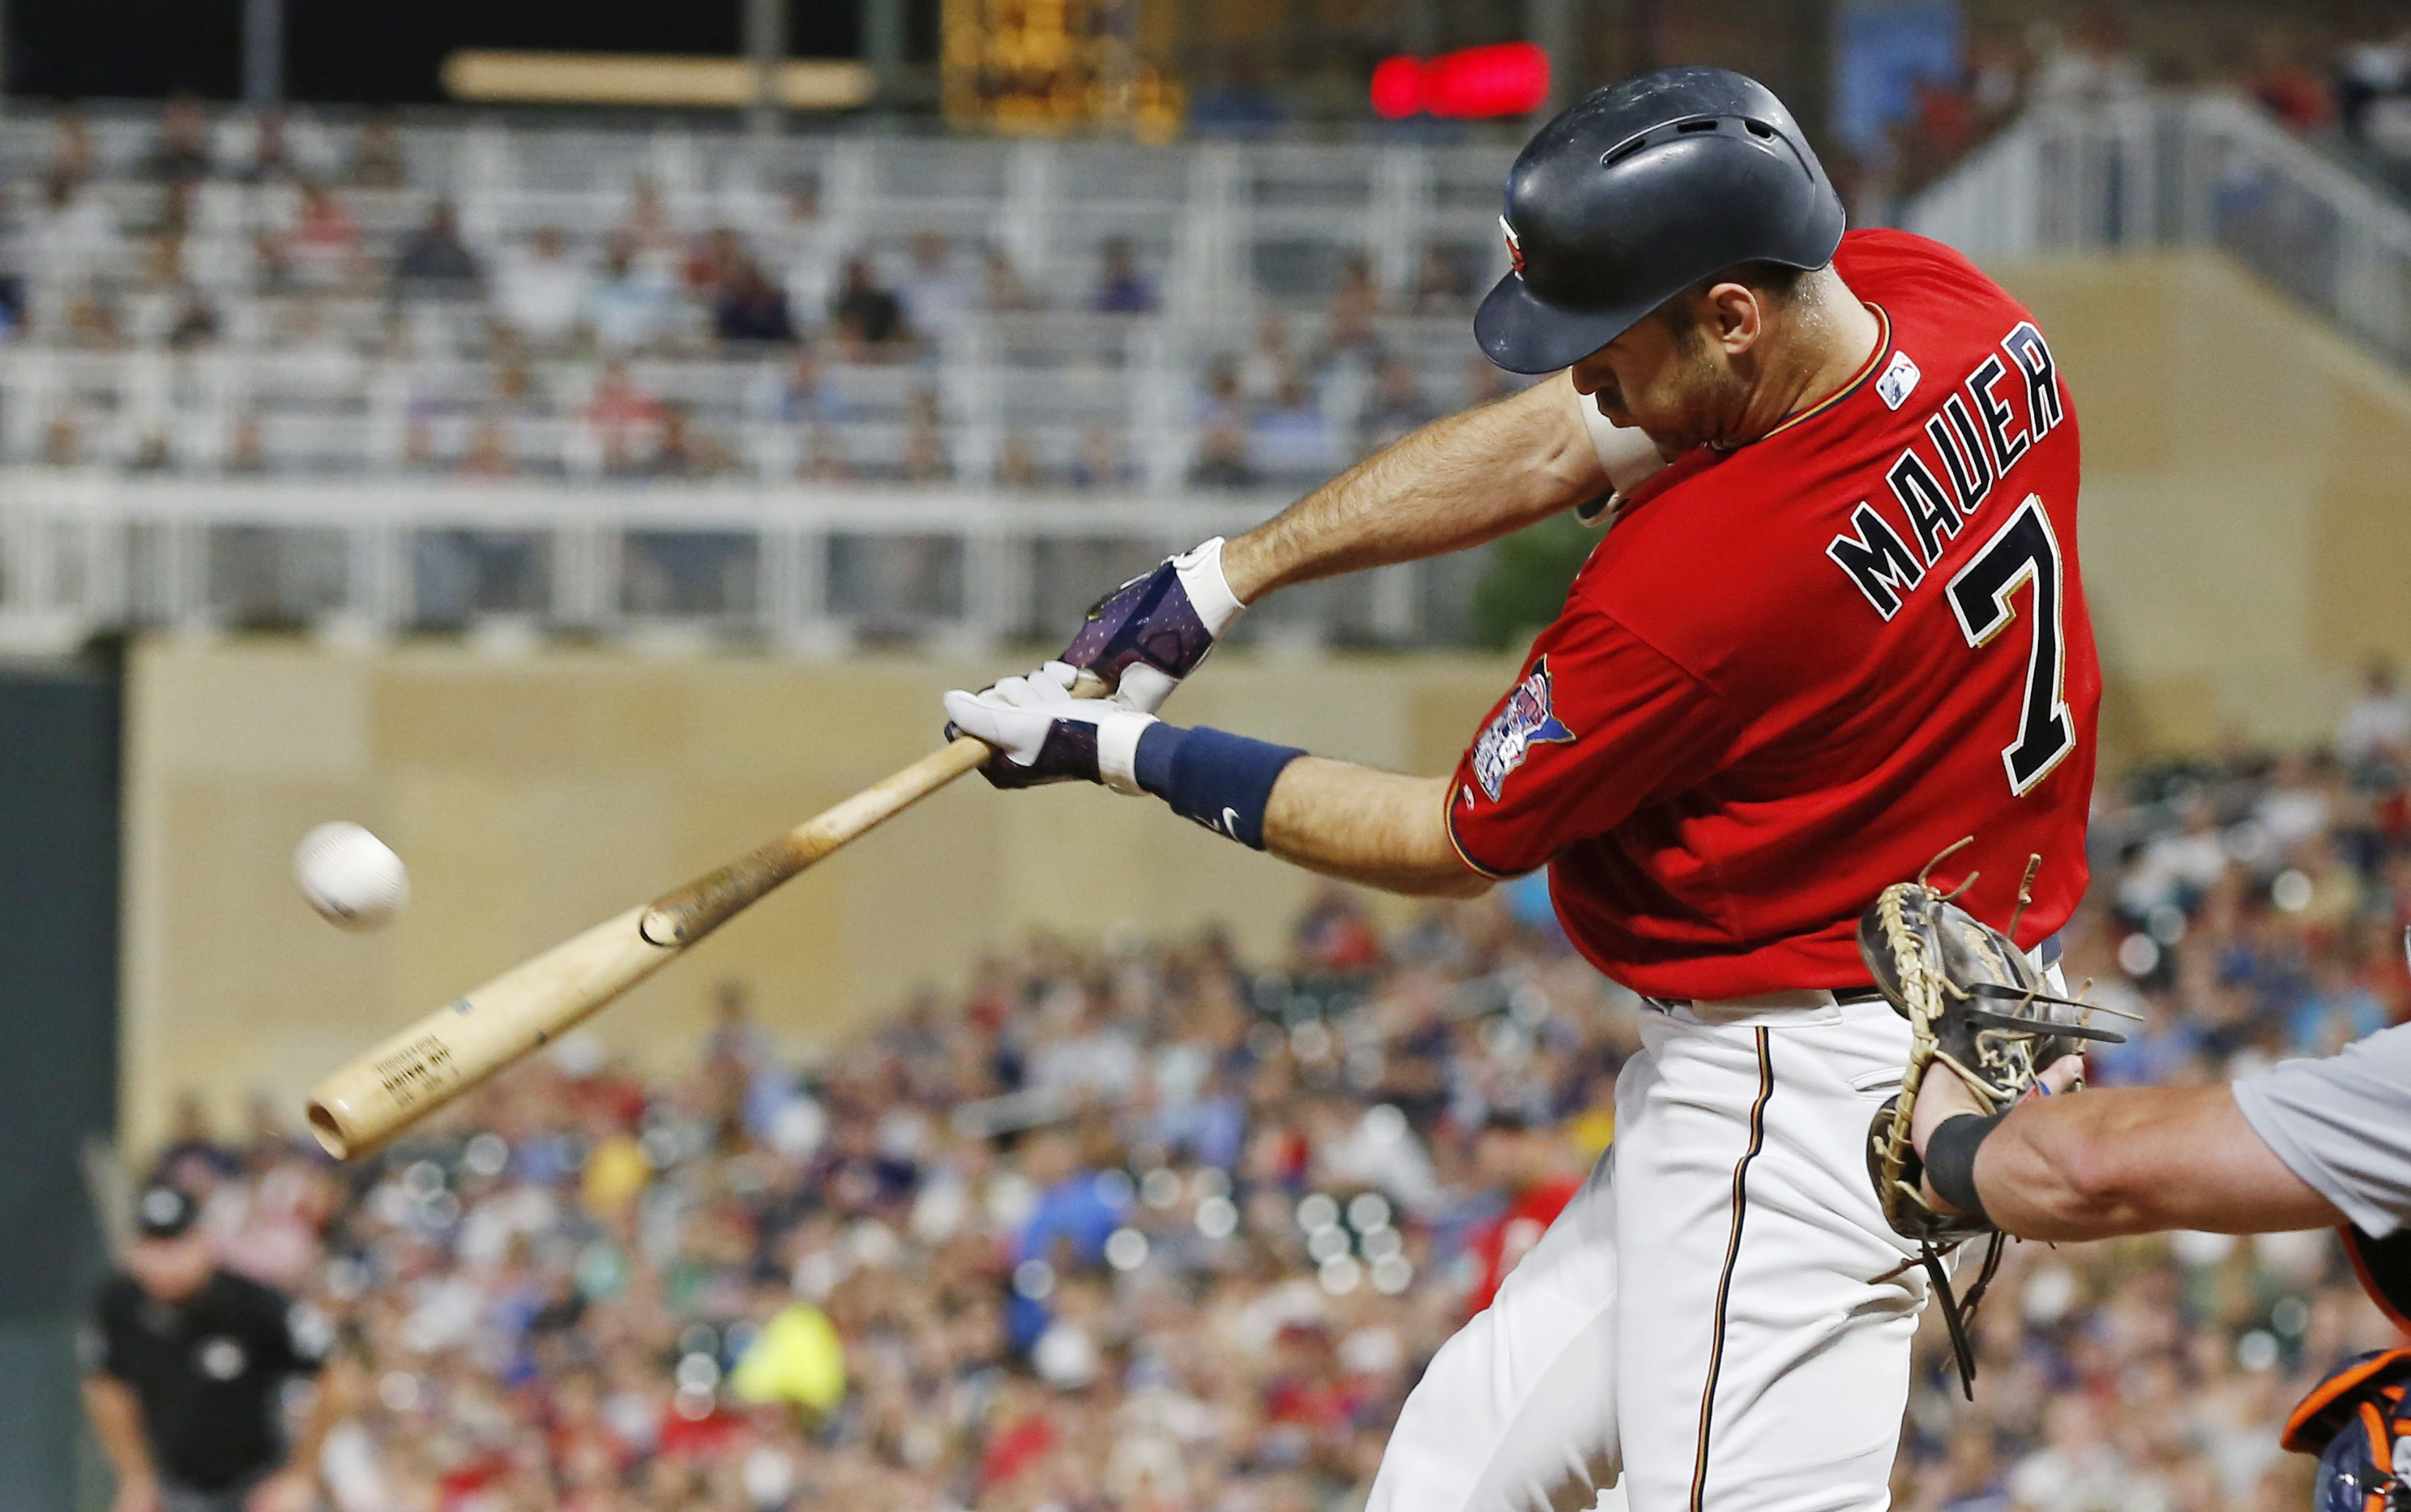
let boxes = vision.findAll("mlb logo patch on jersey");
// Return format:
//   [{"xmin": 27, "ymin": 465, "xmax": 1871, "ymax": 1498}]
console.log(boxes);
[
  {"xmin": 1472, "ymin": 658, "xmax": 1575, "ymax": 801},
  {"xmin": 1875, "ymin": 349, "xmax": 1921, "ymax": 410}
]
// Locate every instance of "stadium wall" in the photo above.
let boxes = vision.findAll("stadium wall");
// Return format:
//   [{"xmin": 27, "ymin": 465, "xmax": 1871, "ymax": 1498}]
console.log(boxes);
[
  {"xmin": 1989, "ymin": 252, "xmax": 2411, "ymax": 755},
  {"xmin": 119, "ymin": 640, "xmax": 1513, "ymax": 1154}
]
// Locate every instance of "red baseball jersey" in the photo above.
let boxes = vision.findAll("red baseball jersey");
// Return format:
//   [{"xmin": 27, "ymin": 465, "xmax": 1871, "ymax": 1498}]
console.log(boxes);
[{"xmin": 1447, "ymin": 229, "xmax": 2099, "ymax": 1001}]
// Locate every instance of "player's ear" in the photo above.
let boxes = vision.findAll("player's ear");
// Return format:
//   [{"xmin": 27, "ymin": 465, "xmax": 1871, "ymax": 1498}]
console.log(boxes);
[{"xmin": 1704, "ymin": 282, "xmax": 1763, "ymax": 355}]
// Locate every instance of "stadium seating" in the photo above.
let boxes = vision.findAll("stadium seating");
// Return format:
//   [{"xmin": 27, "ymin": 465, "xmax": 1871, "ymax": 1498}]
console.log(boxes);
[{"xmin": 0, "ymin": 113, "xmax": 1521, "ymax": 489}]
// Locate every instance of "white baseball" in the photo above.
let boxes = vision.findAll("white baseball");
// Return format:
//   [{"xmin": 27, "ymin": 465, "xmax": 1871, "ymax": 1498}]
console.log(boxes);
[{"xmin": 294, "ymin": 822, "xmax": 409, "ymax": 930}]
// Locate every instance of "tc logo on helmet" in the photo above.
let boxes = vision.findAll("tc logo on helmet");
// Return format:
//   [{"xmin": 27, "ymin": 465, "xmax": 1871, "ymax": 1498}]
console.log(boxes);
[{"xmin": 1499, "ymin": 216, "xmax": 1526, "ymax": 277}]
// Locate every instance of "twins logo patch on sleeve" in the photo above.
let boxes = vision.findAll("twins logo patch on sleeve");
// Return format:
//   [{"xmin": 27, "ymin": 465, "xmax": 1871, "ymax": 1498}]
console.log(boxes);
[{"xmin": 1471, "ymin": 657, "xmax": 1576, "ymax": 801}]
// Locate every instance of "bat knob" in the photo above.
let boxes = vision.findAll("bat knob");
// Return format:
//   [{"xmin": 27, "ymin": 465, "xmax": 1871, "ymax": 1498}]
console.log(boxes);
[
  {"xmin": 639, "ymin": 908, "xmax": 690, "ymax": 947},
  {"xmin": 306, "ymin": 1098, "xmax": 355, "ymax": 1160}
]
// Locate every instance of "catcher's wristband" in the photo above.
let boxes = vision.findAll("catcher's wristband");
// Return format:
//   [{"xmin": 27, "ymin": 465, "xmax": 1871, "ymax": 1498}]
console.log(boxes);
[
  {"xmin": 1925, "ymin": 1111, "xmax": 2007, "ymax": 1224},
  {"xmin": 1133, "ymin": 724, "xmax": 1306, "ymax": 850}
]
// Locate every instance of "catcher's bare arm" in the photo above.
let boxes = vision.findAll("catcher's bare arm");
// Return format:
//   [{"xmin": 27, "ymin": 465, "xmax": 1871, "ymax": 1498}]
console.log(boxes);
[
  {"xmin": 1913, "ymin": 1078, "xmax": 2341, "ymax": 1241},
  {"xmin": 1914, "ymin": 985, "xmax": 2411, "ymax": 1242}
]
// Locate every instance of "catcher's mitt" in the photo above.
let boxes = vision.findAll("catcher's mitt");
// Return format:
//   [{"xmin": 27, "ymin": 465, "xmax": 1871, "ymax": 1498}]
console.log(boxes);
[{"xmin": 1857, "ymin": 859, "xmax": 2130, "ymax": 1390}]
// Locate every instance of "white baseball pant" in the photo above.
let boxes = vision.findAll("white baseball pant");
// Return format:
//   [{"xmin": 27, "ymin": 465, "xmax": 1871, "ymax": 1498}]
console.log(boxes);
[{"xmin": 1366, "ymin": 992, "xmax": 1934, "ymax": 1512}]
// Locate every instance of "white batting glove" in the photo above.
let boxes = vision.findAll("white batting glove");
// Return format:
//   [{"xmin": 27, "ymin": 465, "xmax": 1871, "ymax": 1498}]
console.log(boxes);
[{"xmin": 943, "ymin": 661, "xmax": 1160, "ymax": 794}]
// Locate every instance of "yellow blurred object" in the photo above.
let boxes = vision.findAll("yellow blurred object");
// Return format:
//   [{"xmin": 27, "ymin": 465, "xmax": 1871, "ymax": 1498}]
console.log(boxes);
[
  {"xmin": 942, "ymin": 0, "xmax": 1184, "ymax": 137},
  {"xmin": 731, "ymin": 1302, "xmax": 848, "ymax": 1414},
  {"xmin": 1567, "ymin": 1107, "xmax": 1615, "ymax": 1158},
  {"xmin": 582, "ymin": 1132, "xmax": 652, "ymax": 1217}
]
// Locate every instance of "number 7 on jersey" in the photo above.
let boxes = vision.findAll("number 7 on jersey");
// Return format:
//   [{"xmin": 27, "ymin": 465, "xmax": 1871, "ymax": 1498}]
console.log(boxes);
[{"xmin": 1947, "ymin": 496, "xmax": 2076, "ymax": 797}]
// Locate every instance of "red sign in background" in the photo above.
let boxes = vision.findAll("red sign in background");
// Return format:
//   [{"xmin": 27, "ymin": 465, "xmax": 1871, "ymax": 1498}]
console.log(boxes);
[{"xmin": 1370, "ymin": 43, "xmax": 1551, "ymax": 120}]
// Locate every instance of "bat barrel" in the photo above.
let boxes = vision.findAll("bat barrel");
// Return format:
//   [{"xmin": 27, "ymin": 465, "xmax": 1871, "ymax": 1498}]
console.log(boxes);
[
  {"xmin": 304, "ymin": 737, "xmax": 1000, "ymax": 1159},
  {"xmin": 306, "ymin": 904, "xmax": 679, "ymax": 1159}
]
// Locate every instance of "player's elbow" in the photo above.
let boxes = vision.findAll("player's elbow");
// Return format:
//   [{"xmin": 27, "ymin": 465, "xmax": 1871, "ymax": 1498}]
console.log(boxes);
[
  {"xmin": 1342, "ymin": 860, "xmax": 1494, "ymax": 899},
  {"xmin": 1530, "ymin": 416, "xmax": 1609, "ymax": 503},
  {"xmin": 1417, "ymin": 865, "xmax": 1495, "ymax": 900},
  {"xmin": 1507, "ymin": 372, "xmax": 1610, "ymax": 503},
  {"xmin": 1404, "ymin": 829, "xmax": 1497, "ymax": 899}
]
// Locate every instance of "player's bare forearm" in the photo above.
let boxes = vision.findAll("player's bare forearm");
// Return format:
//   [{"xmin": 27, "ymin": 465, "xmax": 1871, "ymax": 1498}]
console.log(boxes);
[
  {"xmin": 1261, "ymin": 758, "xmax": 1492, "ymax": 899},
  {"xmin": 1220, "ymin": 373, "xmax": 1607, "ymax": 602},
  {"xmin": 1963, "ymin": 1086, "xmax": 2341, "ymax": 1241}
]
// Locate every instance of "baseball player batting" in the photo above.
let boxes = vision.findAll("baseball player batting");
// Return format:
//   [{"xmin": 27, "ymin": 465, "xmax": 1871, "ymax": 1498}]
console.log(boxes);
[{"xmin": 945, "ymin": 66, "xmax": 2100, "ymax": 1512}]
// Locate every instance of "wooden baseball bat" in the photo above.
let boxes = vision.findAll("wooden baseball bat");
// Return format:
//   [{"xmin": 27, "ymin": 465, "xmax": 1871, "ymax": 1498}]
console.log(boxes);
[{"xmin": 306, "ymin": 736, "xmax": 994, "ymax": 1160}]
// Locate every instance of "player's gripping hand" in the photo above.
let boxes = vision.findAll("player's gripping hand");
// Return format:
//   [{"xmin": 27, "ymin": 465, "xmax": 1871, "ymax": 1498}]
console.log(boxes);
[
  {"xmin": 1057, "ymin": 537, "xmax": 1246, "ymax": 712},
  {"xmin": 944, "ymin": 661, "xmax": 1158, "ymax": 793}
]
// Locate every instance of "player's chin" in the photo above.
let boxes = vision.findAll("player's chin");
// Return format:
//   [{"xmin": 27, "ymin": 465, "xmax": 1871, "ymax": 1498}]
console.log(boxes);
[
  {"xmin": 1607, "ymin": 407, "xmax": 1689, "ymax": 457},
  {"xmin": 1622, "ymin": 422, "xmax": 1688, "ymax": 460}
]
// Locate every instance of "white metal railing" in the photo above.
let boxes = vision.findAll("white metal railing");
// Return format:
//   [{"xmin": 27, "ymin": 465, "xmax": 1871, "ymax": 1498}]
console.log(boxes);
[
  {"xmin": 0, "ymin": 317, "xmax": 1503, "ymax": 493},
  {"xmin": 0, "ymin": 471, "xmax": 1447, "ymax": 650},
  {"xmin": 1905, "ymin": 92, "xmax": 2411, "ymax": 372}
]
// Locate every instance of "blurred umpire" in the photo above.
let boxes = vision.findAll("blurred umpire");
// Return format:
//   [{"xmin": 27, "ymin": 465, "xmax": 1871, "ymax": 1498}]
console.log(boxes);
[{"xmin": 82, "ymin": 1185, "xmax": 344, "ymax": 1512}]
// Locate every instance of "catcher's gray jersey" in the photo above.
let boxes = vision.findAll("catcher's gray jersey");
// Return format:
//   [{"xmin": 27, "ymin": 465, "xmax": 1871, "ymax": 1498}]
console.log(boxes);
[{"xmin": 2232, "ymin": 1023, "xmax": 2411, "ymax": 1237}]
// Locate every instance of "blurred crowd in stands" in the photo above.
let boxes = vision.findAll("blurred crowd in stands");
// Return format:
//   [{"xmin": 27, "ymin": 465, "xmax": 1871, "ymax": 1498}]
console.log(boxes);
[
  {"xmin": 1852, "ymin": 14, "xmax": 2411, "ymax": 207},
  {"xmin": 142, "ymin": 658, "xmax": 2411, "ymax": 1512},
  {"xmin": 0, "ymin": 101, "xmax": 1513, "ymax": 490}
]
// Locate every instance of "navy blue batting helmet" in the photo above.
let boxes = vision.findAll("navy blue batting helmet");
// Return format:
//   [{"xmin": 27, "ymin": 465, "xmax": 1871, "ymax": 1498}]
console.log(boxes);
[
  {"xmin": 2285, "ymin": 1348, "xmax": 2411, "ymax": 1512},
  {"xmin": 1473, "ymin": 66, "xmax": 1847, "ymax": 374}
]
